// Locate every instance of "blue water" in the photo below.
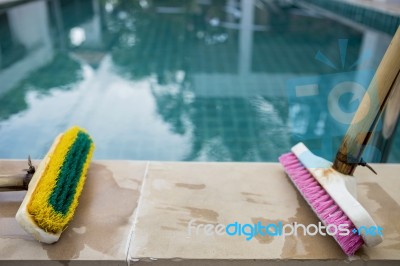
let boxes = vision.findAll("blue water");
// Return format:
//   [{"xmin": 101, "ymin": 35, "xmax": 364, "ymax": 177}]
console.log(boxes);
[{"xmin": 0, "ymin": 0, "xmax": 398, "ymax": 162}]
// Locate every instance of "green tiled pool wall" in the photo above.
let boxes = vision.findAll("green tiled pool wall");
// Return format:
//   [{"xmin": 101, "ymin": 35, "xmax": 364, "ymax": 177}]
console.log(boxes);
[{"xmin": 302, "ymin": 0, "xmax": 400, "ymax": 34}]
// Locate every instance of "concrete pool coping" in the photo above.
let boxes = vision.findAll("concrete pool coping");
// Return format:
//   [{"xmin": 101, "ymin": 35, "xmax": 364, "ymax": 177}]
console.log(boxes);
[
  {"xmin": 301, "ymin": 0, "xmax": 400, "ymax": 35},
  {"xmin": 0, "ymin": 160, "xmax": 400, "ymax": 265},
  {"xmin": 340, "ymin": 0, "xmax": 400, "ymax": 16}
]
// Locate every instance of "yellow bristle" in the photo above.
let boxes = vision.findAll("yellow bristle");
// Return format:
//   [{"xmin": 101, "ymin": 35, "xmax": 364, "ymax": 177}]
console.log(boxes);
[{"xmin": 27, "ymin": 126, "xmax": 94, "ymax": 233}]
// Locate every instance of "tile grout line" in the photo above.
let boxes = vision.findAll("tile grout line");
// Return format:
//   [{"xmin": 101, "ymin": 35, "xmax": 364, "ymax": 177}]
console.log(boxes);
[{"xmin": 125, "ymin": 160, "xmax": 150, "ymax": 266}]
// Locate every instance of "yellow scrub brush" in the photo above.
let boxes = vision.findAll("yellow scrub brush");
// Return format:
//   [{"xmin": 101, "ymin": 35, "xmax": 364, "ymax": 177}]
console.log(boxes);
[{"xmin": 0, "ymin": 126, "xmax": 94, "ymax": 244}]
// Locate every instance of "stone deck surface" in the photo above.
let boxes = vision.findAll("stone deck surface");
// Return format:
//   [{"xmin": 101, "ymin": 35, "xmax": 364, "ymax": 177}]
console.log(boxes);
[{"xmin": 0, "ymin": 160, "xmax": 399, "ymax": 265}]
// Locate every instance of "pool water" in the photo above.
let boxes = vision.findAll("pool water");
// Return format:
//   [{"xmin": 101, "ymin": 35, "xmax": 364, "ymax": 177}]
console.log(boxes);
[{"xmin": 0, "ymin": 0, "xmax": 398, "ymax": 162}]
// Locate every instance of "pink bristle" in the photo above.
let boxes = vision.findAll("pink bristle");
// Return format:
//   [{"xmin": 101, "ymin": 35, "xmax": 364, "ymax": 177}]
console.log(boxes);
[{"xmin": 279, "ymin": 152, "xmax": 364, "ymax": 255}]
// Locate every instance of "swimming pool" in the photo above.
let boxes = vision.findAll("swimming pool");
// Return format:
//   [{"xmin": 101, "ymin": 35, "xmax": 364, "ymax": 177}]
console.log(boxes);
[{"xmin": 0, "ymin": 0, "xmax": 398, "ymax": 162}]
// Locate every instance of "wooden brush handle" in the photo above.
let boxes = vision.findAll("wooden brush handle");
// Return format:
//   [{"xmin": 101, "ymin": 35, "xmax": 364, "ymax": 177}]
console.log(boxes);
[
  {"xmin": 333, "ymin": 27, "xmax": 400, "ymax": 175},
  {"xmin": 0, "ymin": 158, "xmax": 35, "ymax": 192},
  {"xmin": 0, "ymin": 174, "xmax": 27, "ymax": 191}
]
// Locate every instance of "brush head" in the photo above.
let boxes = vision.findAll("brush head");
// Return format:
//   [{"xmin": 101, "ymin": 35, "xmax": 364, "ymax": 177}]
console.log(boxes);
[
  {"xmin": 279, "ymin": 152, "xmax": 364, "ymax": 255},
  {"xmin": 16, "ymin": 126, "xmax": 94, "ymax": 243}
]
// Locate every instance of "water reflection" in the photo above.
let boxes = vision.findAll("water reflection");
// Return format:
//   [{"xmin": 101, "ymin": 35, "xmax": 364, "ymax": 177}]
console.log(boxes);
[
  {"xmin": 0, "ymin": 0, "xmax": 396, "ymax": 162},
  {"xmin": 0, "ymin": 53, "xmax": 82, "ymax": 119}
]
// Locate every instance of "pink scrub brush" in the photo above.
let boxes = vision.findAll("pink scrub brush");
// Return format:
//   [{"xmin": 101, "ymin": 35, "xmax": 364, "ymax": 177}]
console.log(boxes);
[{"xmin": 280, "ymin": 27, "xmax": 400, "ymax": 255}]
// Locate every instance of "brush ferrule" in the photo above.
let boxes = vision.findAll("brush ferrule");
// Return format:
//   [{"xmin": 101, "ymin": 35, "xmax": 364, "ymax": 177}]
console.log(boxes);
[
  {"xmin": 333, "ymin": 151, "xmax": 357, "ymax": 175},
  {"xmin": 333, "ymin": 152, "xmax": 378, "ymax": 175}
]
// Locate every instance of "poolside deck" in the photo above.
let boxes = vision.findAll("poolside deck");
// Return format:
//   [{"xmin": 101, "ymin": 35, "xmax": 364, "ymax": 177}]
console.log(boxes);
[
  {"xmin": 342, "ymin": 0, "xmax": 400, "ymax": 16},
  {"xmin": 1, "ymin": 160, "xmax": 399, "ymax": 265}
]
